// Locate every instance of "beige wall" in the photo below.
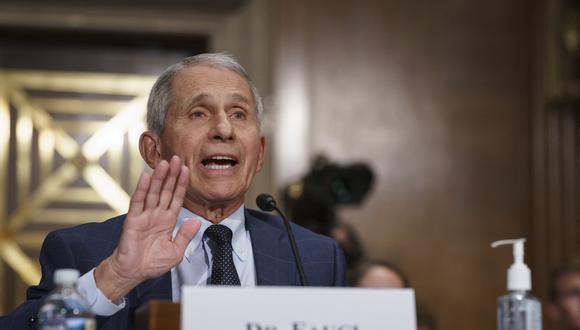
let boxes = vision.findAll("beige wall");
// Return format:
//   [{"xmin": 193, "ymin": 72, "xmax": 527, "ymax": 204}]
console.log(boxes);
[{"xmin": 272, "ymin": 1, "xmax": 532, "ymax": 329}]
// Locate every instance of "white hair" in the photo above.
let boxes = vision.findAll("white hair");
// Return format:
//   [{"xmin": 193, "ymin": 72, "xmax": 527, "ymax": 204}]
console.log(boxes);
[{"xmin": 146, "ymin": 53, "xmax": 263, "ymax": 134}]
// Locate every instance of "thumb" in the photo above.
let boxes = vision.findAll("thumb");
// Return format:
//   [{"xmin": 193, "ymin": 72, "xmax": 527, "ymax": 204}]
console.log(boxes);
[{"xmin": 174, "ymin": 219, "xmax": 201, "ymax": 252}]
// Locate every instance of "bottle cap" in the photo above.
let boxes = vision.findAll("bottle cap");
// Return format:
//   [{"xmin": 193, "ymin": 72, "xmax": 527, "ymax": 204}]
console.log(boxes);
[
  {"xmin": 54, "ymin": 269, "xmax": 80, "ymax": 286},
  {"xmin": 491, "ymin": 238, "xmax": 531, "ymax": 291}
]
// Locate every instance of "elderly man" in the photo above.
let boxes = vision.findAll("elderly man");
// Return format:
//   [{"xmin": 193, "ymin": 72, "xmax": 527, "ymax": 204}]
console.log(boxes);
[{"xmin": 1, "ymin": 53, "xmax": 346, "ymax": 329}]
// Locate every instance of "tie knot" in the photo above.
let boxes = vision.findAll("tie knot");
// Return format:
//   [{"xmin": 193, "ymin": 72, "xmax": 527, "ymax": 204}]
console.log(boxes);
[{"xmin": 205, "ymin": 224, "xmax": 233, "ymax": 245}]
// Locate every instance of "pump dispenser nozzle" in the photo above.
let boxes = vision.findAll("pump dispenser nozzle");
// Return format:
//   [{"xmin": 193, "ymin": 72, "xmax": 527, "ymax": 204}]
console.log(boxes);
[{"xmin": 491, "ymin": 238, "xmax": 531, "ymax": 291}]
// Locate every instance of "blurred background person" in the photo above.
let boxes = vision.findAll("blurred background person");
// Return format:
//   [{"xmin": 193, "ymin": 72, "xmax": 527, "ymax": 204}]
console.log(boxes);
[
  {"xmin": 548, "ymin": 263, "xmax": 580, "ymax": 330},
  {"xmin": 351, "ymin": 260, "xmax": 409, "ymax": 288},
  {"xmin": 352, "ymin": 260, "xmax": 437, "ymax": 330},
  {"xmin": 283, "ymin": 155, "xmax": 373, "ymax": 276}
]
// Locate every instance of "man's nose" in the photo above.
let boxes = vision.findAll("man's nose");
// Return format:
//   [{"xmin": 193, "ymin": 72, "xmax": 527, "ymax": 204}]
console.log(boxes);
[{"xmin": 210, "ymin": 111, "xmax": 234, "ymax": 141}]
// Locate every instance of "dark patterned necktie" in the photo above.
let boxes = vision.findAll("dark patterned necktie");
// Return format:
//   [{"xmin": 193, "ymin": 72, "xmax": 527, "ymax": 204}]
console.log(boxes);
[{"xmin": 205, "ymin": 224, "xmax": 241, "ymax": 285}]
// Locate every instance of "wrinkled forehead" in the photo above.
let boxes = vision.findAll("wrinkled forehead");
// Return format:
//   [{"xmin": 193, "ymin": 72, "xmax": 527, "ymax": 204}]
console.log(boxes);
[{"xmin": 170, "ymin": 64, "xmax": 255, "ymax": 107}]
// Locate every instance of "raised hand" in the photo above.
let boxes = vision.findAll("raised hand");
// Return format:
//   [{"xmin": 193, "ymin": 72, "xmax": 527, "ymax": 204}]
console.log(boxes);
[{"xmin": 95, "ymin": 155, "xmax": 201, "ymax": 302}]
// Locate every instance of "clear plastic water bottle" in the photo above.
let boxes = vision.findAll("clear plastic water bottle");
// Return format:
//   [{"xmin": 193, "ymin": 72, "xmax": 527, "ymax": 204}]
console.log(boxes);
[{"xmin": 38, "ymin": 269, "xmax": 96, "ymax": 330}]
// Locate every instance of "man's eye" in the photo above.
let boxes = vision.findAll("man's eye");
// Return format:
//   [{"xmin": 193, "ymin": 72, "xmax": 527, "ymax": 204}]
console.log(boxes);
[
  {"xmin": 232, "ymin": 111, "xmax": 246, "ymax": 120},
  {"xmin": 190, "ymin": 111, "xmax": 206, "ymax": 118},
  {"xmin": 562, "ymin": 289, "xmax": 580, "ymax": 300}
]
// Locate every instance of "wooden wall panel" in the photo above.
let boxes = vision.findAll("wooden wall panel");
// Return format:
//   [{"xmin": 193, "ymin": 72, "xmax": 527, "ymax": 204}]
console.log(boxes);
[
  {"xmin": 533, "ymin": 0, "xmax": 580, "ymax": 328},
  {"xmin": 273, "ymin": 1, "xmax": 532, "ymax": 329}
]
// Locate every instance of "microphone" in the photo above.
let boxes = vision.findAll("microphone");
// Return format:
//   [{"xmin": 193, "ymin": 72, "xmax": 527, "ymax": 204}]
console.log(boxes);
[{"xmin": 256, "ymin": 193, "xmax": 309, "ymax": 286}]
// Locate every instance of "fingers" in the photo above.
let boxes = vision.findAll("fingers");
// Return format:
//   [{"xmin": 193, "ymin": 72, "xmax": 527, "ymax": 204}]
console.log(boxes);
[
  {"xmin": 158, "ymin": 156, "xmax": 183, "ymax": 209},
  {"xmin": 174, "ymin": 219, "xmax": 201, "ymax": 252},
  {"xmin": 169, "ymin": 164, "xmax": 189, "ymax": 212},
  {"xmin": 128, "ymin": 172, "xmax": 151, "ymax": 215},
  {"xmin": 144, "ymin": 159, "xmax": 170, "ymax": 210},
  {"xmin": 130, "ymin": 155, "xmax": 188, "ymax": 215}
]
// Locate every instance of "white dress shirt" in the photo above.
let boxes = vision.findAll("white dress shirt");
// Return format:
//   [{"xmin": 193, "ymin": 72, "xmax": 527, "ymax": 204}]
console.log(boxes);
[{"xmin": 76, "ymin": 205, "xmax": 256, "ymax": 316}]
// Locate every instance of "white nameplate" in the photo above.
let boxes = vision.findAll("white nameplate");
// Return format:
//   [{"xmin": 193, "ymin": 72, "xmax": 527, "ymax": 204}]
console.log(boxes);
[{"xmin": 181, "ymin": 286, "xmax": 416, "ymax": 330}]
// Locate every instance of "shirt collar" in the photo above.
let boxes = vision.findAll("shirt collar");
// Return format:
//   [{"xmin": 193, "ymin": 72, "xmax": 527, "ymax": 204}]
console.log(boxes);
[{"xmin": 174, "ymin": 205, "xmax": 248, "ymax": 262}]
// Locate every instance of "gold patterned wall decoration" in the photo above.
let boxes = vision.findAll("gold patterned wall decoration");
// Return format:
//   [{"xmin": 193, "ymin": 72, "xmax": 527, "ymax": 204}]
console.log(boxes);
[{"xmin": 0, "ymin": 70, "xmax": 156, "ymax": 289}]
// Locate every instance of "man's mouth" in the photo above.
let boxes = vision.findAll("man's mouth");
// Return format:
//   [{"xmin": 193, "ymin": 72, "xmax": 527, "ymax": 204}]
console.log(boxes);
[{"xmin": 200, "ymin": 155, "xmax": 239, "ymax": 170}]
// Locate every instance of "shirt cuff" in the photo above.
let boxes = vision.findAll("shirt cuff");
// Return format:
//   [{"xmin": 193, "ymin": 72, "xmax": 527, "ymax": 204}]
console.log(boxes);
[{"xmin": 77, "ymin": 268, "xmax": 126, "ymax": 316}]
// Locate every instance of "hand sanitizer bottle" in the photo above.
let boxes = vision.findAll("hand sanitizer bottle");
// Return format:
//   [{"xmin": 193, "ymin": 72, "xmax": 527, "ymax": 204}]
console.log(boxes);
[{"xmin": 491, "ymin": 238, "xmax": 542, "ymax": 330}]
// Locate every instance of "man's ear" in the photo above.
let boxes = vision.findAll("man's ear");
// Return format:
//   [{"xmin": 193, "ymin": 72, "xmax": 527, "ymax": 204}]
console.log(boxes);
[
  {"xmin": 139, "ymin": 131, "xmax": 162, "ymax": 169},
  {"xmin": 256, "ymin": 136, "xmax": 266, "ymax": 172}
]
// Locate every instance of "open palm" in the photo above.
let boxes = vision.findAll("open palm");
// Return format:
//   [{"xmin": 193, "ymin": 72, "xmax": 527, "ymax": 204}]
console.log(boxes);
[{"xmin": 105, "ymin": 156, "xmax": 200, "ymax": 287}]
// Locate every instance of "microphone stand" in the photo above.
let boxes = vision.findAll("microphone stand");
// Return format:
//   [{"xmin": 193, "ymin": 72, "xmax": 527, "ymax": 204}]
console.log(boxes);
[
  {"xmin": 272, "ymin": 204, "xmax": 309, "ymax": 286},
  {"xmin": 256, "ymin": 194, "xmax": 309, "ymax": 286}
]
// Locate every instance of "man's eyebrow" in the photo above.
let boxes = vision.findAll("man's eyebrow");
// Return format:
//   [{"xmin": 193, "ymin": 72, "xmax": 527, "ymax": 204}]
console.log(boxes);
[
  {"xmin": 186, "ymin": 93, "xmax": 251, "ymax": 108},
  {"xmin": 186, "ymin": 93, "xmax": 212, "ymax": 108},
  {"xmin": 230, "ymin": 93, "xmax": 252, "ymax": 105}
]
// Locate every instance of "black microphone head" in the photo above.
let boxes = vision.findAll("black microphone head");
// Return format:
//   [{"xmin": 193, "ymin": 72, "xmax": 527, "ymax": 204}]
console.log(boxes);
[{"xmin": 256, "ymin": 193, "xmax": 277, "ymax": 212}]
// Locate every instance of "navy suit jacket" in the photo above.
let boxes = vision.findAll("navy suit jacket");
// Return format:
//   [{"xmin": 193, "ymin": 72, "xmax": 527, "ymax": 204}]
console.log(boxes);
[{"xmin": 0, "ymin": 208, "xmax": 346, "ymax": 329}]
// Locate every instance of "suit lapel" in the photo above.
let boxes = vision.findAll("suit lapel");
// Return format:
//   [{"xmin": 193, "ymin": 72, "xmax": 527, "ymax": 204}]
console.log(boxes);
[{"xmin": 245, "ymin": 209, "xmax": 299, "ymax": 286}]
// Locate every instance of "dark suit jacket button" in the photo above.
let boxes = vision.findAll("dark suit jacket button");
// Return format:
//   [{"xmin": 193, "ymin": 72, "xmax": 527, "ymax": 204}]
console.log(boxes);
[{"xmin": 28, "ymin": 314, "xmax": 37, "ymax": 325}]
